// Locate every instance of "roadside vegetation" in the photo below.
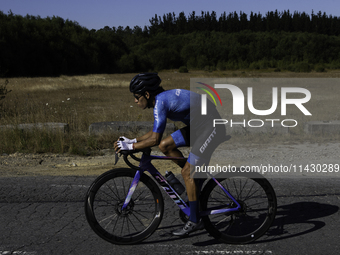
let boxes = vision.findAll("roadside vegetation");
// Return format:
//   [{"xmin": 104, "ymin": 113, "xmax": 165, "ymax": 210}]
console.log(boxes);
[{"xmin": 0, "ymin": 70, "xmax": 339, "ymax": 155}]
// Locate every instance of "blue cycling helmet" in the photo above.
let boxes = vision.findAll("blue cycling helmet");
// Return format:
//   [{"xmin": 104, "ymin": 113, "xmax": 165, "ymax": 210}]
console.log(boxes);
[{"xmin": 129, "ymin": 73, "xmax": 161, "ymax": 94}]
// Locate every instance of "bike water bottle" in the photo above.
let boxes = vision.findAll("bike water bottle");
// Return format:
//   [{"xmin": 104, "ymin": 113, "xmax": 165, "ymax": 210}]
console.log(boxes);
[{"xmin": 165, "ymin": 171, "xmax": 185, "ymax": 195}]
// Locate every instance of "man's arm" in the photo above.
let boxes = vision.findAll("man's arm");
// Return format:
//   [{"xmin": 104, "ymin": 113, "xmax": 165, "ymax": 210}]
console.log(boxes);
[
  {"xmin": 135, "ymin": 130, "xmax": 153, "ymax": 142},
  {"xmin": 114, "ymin": 131, "xmax": 163, "ymax": 152},
  {"xmin": 134, "ymin": 132, "xmax": 162, "ymax": 150}
]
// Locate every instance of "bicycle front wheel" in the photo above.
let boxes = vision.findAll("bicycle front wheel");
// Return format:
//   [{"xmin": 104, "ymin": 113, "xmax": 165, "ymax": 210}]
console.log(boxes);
[
  {"xmin": 200, "ymin": 173, "xmax": 277, "ymax": 244},
  {"xmin": 85, "ymin": 168, "xmax": 164, "ymax": 245}
]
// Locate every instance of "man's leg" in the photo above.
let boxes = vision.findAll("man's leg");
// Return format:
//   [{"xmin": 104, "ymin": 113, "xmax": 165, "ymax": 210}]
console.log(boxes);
[
  {"xmin": 182, "ymin": 162, "xmax": 199, "ymax": 222},
  {"xmin": 181, "ymin": 161, "xmax": 197, "ymax": 201},
  {"xmin": 172, "ymin": 161, "xmax": 203, "ymax": 236},
  {"xmin": 158, "ymin": 135, "xmax": 186, "ymax": 168},
  {"xmin": 159, "ymin": 131, "xmax": 204, "ymax": 236}
]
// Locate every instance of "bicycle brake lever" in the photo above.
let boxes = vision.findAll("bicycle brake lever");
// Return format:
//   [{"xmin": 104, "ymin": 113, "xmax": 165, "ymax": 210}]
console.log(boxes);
[
  {"xmin": 114, "ymin": 152, "xmax": 121, "ymax": 165},
  {"xmin": 114, "ymin": 137, "xmax": 125, "ymax": 165}
]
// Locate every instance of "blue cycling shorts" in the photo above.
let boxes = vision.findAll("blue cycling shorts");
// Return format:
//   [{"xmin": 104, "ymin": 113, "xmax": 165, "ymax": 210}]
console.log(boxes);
[{"xmin": 171, "ymin": 124, "xmax": 226, "ymax": 166}]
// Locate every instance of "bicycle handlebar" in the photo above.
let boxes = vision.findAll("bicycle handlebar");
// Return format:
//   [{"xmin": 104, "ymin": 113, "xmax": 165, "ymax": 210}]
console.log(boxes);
[
  {"xmin": 120, "ymin": 148, "xmax": 152, "ymax": 156},
  {"xmin": 114, "ymin": 148, "xmax": 151, "ymax": 169}
]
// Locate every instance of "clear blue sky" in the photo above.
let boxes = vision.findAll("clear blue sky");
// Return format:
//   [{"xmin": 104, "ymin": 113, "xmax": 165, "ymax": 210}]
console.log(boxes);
[{"xmin": 1, "ymin": 0, "xmax": 339, "ymax": 30}]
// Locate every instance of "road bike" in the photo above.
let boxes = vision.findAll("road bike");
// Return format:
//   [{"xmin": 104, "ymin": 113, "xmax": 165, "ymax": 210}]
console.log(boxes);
[{"xmin": 84, "ymin": 147, "xmax": 277, "ymax": 245}]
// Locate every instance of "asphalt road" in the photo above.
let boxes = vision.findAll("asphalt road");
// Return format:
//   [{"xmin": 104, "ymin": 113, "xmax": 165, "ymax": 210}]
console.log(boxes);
[{"xmin": 0, "ymin": 175, "xmax": 339, "ymax": 255}]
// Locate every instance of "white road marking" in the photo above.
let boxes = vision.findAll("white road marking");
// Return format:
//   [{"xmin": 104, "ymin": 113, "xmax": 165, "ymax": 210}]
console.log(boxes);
[
  {"xmin": 143, "ymin": 244, "xmax": 272, "ymax": 254},
  {"xmin": 50, "ymin": 184, "xmax": 88, "ymax": 188},
  {"xmin": 0, "ymin": 252, "xmax": 37, "ymax": 255}
]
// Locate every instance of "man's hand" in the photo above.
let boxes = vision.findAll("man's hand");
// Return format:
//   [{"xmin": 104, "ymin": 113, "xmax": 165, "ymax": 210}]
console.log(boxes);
[
  {"xmin": 114, "ymin": 137, "xmax": 136, "ymax": 153},
  {"xmin": 119, "ymin": 136, "xmax": 137, "ymax": 144},
  {"xmin": 116, "ymin": 141, "xmax": 134, "ymax": 153}
]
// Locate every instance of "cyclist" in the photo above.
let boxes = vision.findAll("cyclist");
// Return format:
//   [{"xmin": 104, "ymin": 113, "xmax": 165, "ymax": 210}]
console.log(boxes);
[{"xmin": 114, "ymin": 72, "xmax": 226, "ymax": 236}]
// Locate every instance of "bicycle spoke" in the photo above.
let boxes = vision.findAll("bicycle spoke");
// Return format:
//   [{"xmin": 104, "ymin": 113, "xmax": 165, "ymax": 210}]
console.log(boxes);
[
  {"xmin": 242, "ymin": 184, "xmax": 262, "ymax": 201},
  {"xmin": 132, "ymin": 208, "xmax": 155, "ymax": 220},
  {"xmin": 126, "ymin": 216, "xmax": 132, "ymax": 236},
  {"xmin": 113, "ymin": 178, "xmax": 121, "ymax": 199},
  {"xmin": 232, "ymin": 179, "xmax": 240, "ymax": 199},
  {"xmin": 215, "ymin": 216, "xmax": 232, "ymax": 227},
  {"xmin": 111, "ymin": 214, "xmax": 120, "ymax": 234},
  {"xmin": 132, "ymin": 188, "xmax": 151, "ymax": 203},
  {"xmin": 100, "ymin": 213, "xmax": 117, "ymax": 228},
  {"xmin": 99, "ymin": 186, "xmax": 119, "ymax": 202},
  {"xmin": 239, "ymin": 178, "xmax": 249, "ymax": 197},
  {"xmin": 131, "ymin": 212, "xmax": 148, "ymax": 227},
  {"xmin": 126, "ymin": 214, "xmax": 140, "ymax": 232},
  {"xmin": 213, "ymin": 188, "xmax": 231, "ymax": 199}
]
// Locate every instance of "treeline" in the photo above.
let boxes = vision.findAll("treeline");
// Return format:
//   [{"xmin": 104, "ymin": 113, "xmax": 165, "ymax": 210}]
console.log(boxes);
[
  {"xmin": 149, "ymin": 10, "xmax": 340, "ymax": 36},
  {"xmin": 1, "ymin": 10, "xmax": 340, "ymax": 77},
  {"xmin": 0, "ymin": 11, "xmax": 127, "ymax": 76}
]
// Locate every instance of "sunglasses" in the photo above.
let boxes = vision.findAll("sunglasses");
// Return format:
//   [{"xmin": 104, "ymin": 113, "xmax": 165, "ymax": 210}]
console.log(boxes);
[{"xmin": 134, "ymin": 94, "xmax": 143, "ymax": 100}]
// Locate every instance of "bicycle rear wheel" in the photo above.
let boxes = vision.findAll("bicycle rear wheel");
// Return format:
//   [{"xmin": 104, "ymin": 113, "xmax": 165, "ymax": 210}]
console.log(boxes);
[
  {"xmin": 200, "ymin": 173, "xmax": 277, "ymax": 244},
  {"xmin": 85, "ymin": 168, "xmax": 164, "ymax": 244}
]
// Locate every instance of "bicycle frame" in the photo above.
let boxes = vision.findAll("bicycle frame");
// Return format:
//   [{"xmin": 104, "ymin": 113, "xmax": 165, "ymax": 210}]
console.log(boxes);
[{"xmin": 121, "ymin": 152, "xmax": 241, "ymax": 217}]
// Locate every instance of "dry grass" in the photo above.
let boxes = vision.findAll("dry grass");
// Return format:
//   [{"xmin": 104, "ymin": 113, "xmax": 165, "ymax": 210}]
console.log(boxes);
[{"xmin": 1, "ymin": 69, "xmax": 340, "ymax": 154}]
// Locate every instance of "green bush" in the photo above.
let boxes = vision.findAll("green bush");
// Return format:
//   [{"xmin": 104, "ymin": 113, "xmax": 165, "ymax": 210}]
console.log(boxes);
[
  {"xmin": 178, "ymin": 66, "xmax": 188, "ymax": 73},
  {"xmin": 249, "ymin": 62, "xmax": 260, "ymax": 70},
  {"xmin": 315, "ymin": 65, "xmax": 326, "ymax": 72},
  {"xmin": 328, "ymin": 61, "xmax": 340, "ymax": 69},
  {"xmin": 204, "ymin": 65, "xmax": 216, "ymax": 72},
  {"xmin": 0, "ymin": 128, "xmax": 68, "ymax": 154},
  {"xmin": 216, "ymin": 61, "xmax": 226, "ymax": 71},
  {"xmin": 258, "ymin": 59, "xmax": 270, "ymax": 69},
  {"xmin": 0, "ymin": 80, "xmax": 10, "ymax": 102},
  {"xmin": 289, "ymin": 62, "xmax": 312, "ymax": 72},
  {"xmin": 0, "ymin": 80, "xmax": 11, "ymax": 117}
]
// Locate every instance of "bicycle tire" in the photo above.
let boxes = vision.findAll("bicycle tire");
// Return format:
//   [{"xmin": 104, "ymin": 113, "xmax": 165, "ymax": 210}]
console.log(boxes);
[
  {"xmin": 200, "ymin": 172, "xmax": 277, "ymax": 244},
  {"xmin": 85, "ymin": 168, "xmax": 164, "ymax": 244}
]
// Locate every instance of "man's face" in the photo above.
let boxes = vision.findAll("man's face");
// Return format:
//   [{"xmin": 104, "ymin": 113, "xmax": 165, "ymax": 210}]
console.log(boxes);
[{"xmin": 134, "ymin": 92, "xmax": 149, "ymax": 109}]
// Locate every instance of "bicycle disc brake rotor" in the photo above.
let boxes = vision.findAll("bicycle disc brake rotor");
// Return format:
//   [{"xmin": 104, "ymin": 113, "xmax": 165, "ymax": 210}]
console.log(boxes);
[{"xmin": 115, "ymin": 200, "xmax": 135, "ymax": 216}]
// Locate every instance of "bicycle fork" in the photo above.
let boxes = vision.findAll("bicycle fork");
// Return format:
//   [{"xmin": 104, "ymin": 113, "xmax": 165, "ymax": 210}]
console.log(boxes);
[{"xmin": 121, "ymin": 170, "xmax": 141, "ymax": 211}]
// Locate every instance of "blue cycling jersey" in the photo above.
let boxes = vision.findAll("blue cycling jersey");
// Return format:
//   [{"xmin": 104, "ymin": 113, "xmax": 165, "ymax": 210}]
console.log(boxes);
[
  {"xmin": 152, "ymin": 89, "xmax": 226, "ymax": 166},
  {"xmin": 152, "ymin": 89, "xmax": 201, "ymax": 134}
]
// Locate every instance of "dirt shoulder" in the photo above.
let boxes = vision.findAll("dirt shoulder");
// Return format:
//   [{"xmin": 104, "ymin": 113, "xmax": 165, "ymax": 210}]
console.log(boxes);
[
  {"xmin": 0, "ymin": 148, "xmax": 184, "ymax": 177},
  {"xmin": 1, "ymin": 142, "xmax": 339, "ymax": 178}
]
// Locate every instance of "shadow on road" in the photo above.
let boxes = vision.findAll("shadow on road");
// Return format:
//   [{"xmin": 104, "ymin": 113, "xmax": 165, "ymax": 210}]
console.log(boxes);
[
  {"xmin": 259, "ymin": 201, "xmax": 339, "ymax": 243},
  {"xmin": 192, "ymin": 201, "xmax": 339, "ymax": 246}
]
